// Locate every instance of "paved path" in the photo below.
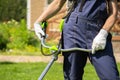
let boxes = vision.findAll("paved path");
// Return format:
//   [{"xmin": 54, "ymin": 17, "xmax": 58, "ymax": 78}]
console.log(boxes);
[
  {"xmin": 0, "ymin": 55, "xmax": 63, "ymax": 63},
  {"xmin": 0, "ymin": 54, "xmax": 120, "ymax": 63}
]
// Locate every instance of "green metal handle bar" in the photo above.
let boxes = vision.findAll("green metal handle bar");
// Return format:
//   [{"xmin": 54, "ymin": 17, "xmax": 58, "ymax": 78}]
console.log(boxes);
[{"xmin": 41, "ymin": 37, "xmax": 92, "ymax": 53}]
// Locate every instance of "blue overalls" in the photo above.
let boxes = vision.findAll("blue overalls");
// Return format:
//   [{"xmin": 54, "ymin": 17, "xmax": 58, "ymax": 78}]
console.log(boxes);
[{"xmin": 62, "ymin": 0, "xmax": 120, "ymax": 80}]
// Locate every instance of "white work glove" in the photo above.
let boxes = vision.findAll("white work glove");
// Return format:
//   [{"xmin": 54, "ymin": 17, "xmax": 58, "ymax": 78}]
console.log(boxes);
[
  {"xmin": 34, "ymin": 23, "xmax": 45, "ymax": 40},
  {"xmin": 92, "ymin": 29, "xmax": 108, "ymax": 54}
]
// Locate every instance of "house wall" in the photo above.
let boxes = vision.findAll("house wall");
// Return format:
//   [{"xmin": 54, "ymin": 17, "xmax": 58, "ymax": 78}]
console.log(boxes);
[{"xmin": 27, "ymin": 0, "xmax": 47, "ymax": 29}]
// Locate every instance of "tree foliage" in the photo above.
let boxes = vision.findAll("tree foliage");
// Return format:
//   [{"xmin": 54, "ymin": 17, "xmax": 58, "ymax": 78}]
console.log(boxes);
[{"xmin": 0, "ymin": 0, "xmax": 26, "ymax": 21}]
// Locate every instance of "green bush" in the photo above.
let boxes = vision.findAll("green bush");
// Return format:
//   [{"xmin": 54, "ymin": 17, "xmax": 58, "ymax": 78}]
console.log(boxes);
[
  {"xmin": 7, "ymin": 19, "xmax": 28, "ymax": 49},
  {"xmin": 0, "ymin": 19, "xmax": 40, "ymax": 53},
  {"xmin": 0, "ymin": 22, "xmax": 10, "ymax": 50}
]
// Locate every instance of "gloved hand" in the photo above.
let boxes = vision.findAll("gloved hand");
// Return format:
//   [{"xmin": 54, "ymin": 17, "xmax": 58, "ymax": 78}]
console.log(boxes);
[
  {"xmin": 34, "ymin": 23, "xmax": 45, "ymax": 40},
  {"xmin": 92, "ymin": 29, "xmax": 108, "ymax": 54}
]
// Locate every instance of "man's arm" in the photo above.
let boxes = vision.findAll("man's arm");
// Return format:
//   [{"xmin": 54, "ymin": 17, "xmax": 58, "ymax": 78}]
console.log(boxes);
[
  {"xmin": 35, "ymin": 0, "xmax": 66, "ymax": 23},
  {"xmin": 34, "ymin": 0, "xmax": 66, "ymax": 40},
  {"xmin": 102, "ymin": 0, "xmax": 118, "ymax": 32}
]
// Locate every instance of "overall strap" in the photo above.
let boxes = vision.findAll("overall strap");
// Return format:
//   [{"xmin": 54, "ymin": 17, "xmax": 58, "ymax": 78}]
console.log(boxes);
[
  {"xmin": 65, "ymin": 0, "xmax": 86, "ymax": 18},
  {"xmin": 79, "ymin": 0, "xmax": 86, "ymax": 12},
  {"xmin": 79, "ymin": 0, "xmax": 109, "ymax": 12},
  {"xmin": 63, "ymin": 0, "xmax": 77, "ymax": 23},
  {"xmin": 64, "ymin": 0, "xmax": 77, "ymax": 19}
]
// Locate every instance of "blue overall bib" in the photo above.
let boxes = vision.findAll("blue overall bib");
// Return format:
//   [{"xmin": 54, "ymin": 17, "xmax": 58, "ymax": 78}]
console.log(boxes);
[{"xmin": 62, "ymin": 0, "xmax": 120, "ymax": 80}]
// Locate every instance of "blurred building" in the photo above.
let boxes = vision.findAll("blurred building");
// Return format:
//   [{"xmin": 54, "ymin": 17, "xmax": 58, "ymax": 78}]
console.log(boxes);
[{"xmin": 27, "ymin": 0, "xmax": 47, "ymax": 30}]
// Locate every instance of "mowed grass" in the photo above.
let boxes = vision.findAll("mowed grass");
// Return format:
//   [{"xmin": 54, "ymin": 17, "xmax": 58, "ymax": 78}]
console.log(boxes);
[{"xmin": 0, "ymin": 62, "xmax": 119, "ymax": 80}]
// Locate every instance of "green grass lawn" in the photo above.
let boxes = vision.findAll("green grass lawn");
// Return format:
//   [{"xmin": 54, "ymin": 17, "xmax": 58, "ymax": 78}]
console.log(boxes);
[{"xmin": 0, "ymin": 62, "xmax": 119, "ymax": 80}]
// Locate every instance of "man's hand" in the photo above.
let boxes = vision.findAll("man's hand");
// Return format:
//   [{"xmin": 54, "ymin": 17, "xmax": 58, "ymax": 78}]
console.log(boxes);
[
  {"xmin": 34, "ymin": 23, "xmax": 45, "ymax": 40},
  {"xmin": 92, "ymin": 29, "xmax": 108, "ymax": 54}
]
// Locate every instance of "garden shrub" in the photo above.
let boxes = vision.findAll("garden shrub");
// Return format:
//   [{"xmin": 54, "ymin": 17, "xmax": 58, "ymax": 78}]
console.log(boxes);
[
  {"xmin": 0, "ymin": 19, "xmax": 40, "ymax": 52},
  {"xmin": 0, "ymin": 22, "xmax": 10, "ymax": 50}
]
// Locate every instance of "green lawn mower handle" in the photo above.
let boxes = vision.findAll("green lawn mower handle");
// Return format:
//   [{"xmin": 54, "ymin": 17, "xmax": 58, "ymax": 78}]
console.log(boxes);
[{"xmin": 41, "ymin": 36, "xmax": 92, "ymax": 55}]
